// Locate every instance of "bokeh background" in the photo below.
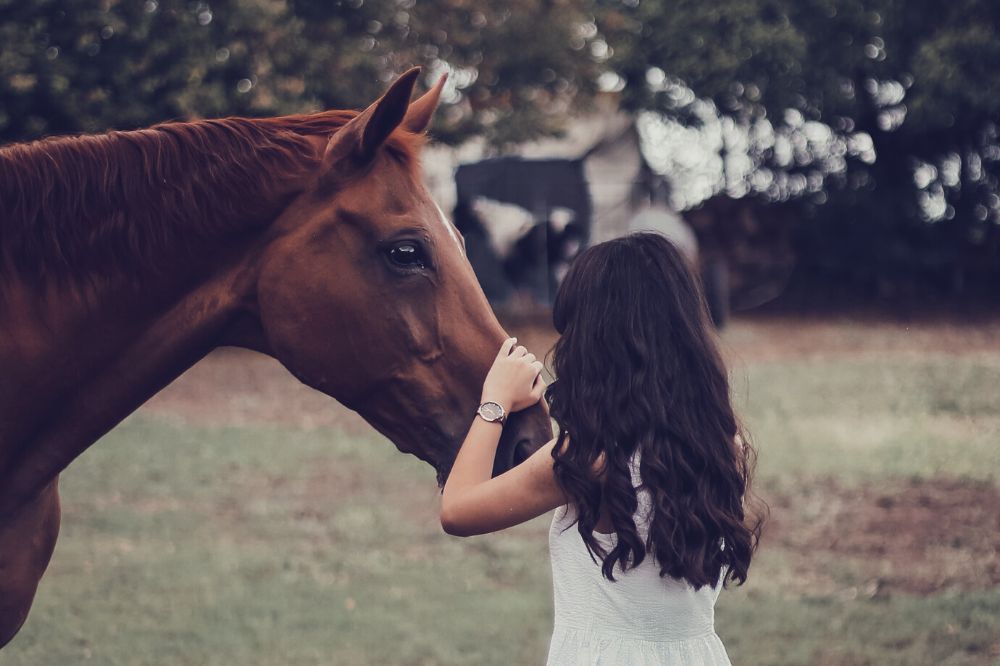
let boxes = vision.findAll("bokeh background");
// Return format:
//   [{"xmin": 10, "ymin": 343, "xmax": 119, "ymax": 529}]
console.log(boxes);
[{"xmin": 2, "ymin": 1, "xmax": 999, "ymax": 664}]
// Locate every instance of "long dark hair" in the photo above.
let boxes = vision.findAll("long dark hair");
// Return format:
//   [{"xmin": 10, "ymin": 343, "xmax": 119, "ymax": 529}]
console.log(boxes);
[{"xmin": 545, "ymin": 232, "xmax": 764, "ymax": 587}]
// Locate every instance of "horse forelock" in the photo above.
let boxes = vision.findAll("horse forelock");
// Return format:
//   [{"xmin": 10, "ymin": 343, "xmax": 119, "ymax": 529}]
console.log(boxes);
[{"xmin": 0, "ymin": 110, "xmax": 423, "ymax": 283}]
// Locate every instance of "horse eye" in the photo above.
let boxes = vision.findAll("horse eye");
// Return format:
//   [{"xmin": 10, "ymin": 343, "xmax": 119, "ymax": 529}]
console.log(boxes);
[{"xmin": 387, "ymin": 241, "xmax": 426, "ymax": 268}]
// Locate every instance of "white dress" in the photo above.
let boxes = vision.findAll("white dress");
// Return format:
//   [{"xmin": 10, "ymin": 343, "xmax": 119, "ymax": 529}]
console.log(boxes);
[{"xmin": 546, "ymin": 455, "xmax": 732, "ymax": 665}]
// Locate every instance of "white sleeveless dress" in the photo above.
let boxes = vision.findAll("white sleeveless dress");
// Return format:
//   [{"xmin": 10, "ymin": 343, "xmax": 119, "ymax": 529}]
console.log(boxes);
[{"xmin": 546, "ymin": 455, "xmax": 732, "ymax": 665}]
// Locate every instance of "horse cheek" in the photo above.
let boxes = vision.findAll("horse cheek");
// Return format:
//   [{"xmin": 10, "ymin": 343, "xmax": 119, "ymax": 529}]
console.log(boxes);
[{"xmin": 256, "ymin": 254, "xmax": 353, "ymax": 396}]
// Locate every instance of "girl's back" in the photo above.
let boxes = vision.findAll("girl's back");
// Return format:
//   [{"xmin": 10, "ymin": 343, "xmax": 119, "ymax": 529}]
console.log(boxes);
[
  {"xmin": 439, "ymin": 233, "xmax": 763, "ymax": 665},
  {"xmin": 547, "ymin": 454, "xmax": 732, "ymax": 665}
]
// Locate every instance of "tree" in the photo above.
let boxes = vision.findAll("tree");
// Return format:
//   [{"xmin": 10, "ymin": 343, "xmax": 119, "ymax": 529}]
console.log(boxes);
[
  {"xmin": 0, "ymin": 0, "xmax": 602, "ymax": 146},
  {"xmin": 596, "ymin": 0, "xmax": 1000, "ymax": 298}
]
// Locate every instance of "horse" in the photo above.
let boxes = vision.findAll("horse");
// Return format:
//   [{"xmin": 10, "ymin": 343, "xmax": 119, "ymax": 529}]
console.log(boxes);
[{"xmin": 0, "ymin": 67, "xmax": 552, "ymax": 648}]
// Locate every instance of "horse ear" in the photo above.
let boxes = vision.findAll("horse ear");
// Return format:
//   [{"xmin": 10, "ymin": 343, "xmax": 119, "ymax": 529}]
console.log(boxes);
[
  {"xmin": 322, "ymin": 67, "xmax": 421, "ymax": 177},
  {"xmin": 403, "ymin": 73, "xmax": 448, "ymax": 134},
  {"xmin": 359, "ymin": 67, "xmax": 421, "ymax": 158}
]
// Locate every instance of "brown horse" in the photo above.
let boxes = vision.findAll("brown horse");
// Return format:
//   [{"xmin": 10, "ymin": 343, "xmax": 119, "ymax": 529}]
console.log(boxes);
[{"xmin": 0, "ymin": 67, "xmax": 552, "ymax": 648}]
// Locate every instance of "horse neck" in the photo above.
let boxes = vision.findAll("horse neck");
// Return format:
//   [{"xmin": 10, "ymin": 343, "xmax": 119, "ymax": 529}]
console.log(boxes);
[
  {"xmin": 0, "ymin": 228, "xmax": 270, "ymax": 517},
  {"xmin": 0, "ymin": 119, "xmax": 332, "ymax": 514},
  {"xmin": 0, "ymin": 113, "xmax": 320, "ymax": 406}
]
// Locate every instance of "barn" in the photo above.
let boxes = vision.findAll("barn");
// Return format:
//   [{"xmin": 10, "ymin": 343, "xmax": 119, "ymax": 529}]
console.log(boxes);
[
  {"xmin": 421, "ymin": 100, "xmax": 697, "ymax": 309},
  {"xmin": 421, "ymin": 100, "xmax": 796, "ymax": 325}
]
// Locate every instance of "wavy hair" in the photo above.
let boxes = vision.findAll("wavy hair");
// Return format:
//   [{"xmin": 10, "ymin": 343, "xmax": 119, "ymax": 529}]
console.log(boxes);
[{"xmin": 545, "ymin": 232, "xmax": 764, "ymax": 587}]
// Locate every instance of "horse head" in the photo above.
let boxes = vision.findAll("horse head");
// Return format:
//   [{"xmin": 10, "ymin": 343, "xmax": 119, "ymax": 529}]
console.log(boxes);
[{"xmin": 253, "ymin": 69, "xmax": 551, "ymax": 482}]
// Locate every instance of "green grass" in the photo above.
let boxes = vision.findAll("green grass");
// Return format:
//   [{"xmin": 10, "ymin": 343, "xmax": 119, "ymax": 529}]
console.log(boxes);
[
  {"xmin": 717, "ymin": 591, "xmax": 1000, "ymax": 666},
  {"xmin": 6, "ymin": 421, "xmax": 556, "ymax": 666},
  {"xmin": 4, "ymin": 352, "xmax": 1000, "ymax": 665},
  {"xmin": 734, "ymin": 356, "xmax": 1000, "ymax": 486}
]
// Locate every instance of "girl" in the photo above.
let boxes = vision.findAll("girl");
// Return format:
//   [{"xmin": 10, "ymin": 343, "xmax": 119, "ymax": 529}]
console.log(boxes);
[{"xmin": 441, "ymin": 232, "xmax": 763, "ymax": 665}]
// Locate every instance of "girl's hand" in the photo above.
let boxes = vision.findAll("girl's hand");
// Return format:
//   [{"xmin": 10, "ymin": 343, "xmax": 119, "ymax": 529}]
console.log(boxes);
[{"xmin": 481, "ymin": 337, "xmax": 545, "ymax": 413}]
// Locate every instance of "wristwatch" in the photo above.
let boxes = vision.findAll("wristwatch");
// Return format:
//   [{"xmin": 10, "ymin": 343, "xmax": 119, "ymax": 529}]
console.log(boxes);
[{"xmin": 476, "ymin": 401, "xmax": 506, "ymax": 425}]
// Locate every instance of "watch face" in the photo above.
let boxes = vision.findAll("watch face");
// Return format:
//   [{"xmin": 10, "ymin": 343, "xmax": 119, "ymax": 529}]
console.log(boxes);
[{"xmin": 480, "ymin": 402, "xmax": 503, "ymax": 421}]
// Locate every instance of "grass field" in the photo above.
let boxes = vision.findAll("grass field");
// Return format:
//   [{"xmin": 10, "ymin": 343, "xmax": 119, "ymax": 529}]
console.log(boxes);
[{"xmin": 4, "ymin": 316, "xmax": 1000, "ymax": 665}]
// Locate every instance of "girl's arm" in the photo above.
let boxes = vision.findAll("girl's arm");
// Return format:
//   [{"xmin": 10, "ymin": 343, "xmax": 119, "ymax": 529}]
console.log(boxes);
[
  {"xmin": 440, "ymin": 437, "xmax": 563, "ymax": 536},
  {"xmin": 440, "ymin": 338, "xmax": 565, "ymax": 536}
]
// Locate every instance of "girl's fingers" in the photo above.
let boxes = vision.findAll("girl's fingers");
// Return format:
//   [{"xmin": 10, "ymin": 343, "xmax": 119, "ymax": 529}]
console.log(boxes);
[
  {"xmin": 523, "ymin": 352, "xmax": 536, "ymax": 364},
  {"xmin": 529, "ymin": 379, "xmax": 545, "ymax": 401},
  {"xmin": 512, "ymin": 345, "xmax": 528, "ymax": 358},
  {"xmin": 497, "ymin": 337, "xmax": 517, "ymax": 359},
  {"xmin": 531, "ymin": 360, "xmax": 544, "ymax": 374}
]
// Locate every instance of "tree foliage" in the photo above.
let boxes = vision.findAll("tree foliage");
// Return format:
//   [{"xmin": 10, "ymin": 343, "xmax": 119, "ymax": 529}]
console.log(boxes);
[
  {"xmin": 597, "ymin": 0, "xmax": 1000, "ymax": 295},
  {"xmin": 0, "ymin": 0, "xmax": 600, "ymax": 146}
]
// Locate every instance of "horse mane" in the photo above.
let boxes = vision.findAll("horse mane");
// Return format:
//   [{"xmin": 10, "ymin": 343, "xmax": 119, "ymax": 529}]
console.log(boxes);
[{"xmin": 0, "ymin": 111, "xmax": 423, "ymax": 282}]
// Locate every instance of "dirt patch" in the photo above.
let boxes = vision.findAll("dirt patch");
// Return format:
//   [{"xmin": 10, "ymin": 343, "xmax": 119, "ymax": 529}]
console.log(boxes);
[
  {"xmin": 509, "ymin": 310, "xmax": 1000, "ymax": 362},
  {"xmin": 140, "ymin": 317, "xmax": 1000, "ymax": 429},
  {"xmin": 765, "ymin": 478, "xmax": 1000, "ymax": 595},
  {"xmin": 721, "ymin": 314, "xmax": 1000, "ymax": 364}
]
